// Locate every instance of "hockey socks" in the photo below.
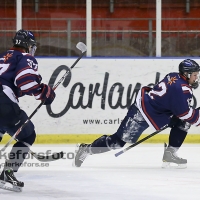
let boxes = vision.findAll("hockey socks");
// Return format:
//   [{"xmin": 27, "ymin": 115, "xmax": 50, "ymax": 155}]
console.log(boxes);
[
  {"xmin": 168, "ymin": 126, "xmax": 187, "ymax": 148},
  {"xmin": 73, "ymin": 134, "xmax": 126, "ymax": 167},
  {"xmin": 90, "ymin": 134, "xmax": 126, "ymax": 154}
]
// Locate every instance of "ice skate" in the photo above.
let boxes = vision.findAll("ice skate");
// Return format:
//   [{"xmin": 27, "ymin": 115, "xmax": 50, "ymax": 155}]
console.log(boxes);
[
  {"xmin": 0, "ymin": 168, "xmax": 24, "ymax": 192},
  {"xmin": 73, "ymin": 143, "xmax": 90, "ymax": 167},
  {"xmin": 162, "ymin": 143, "xmax": 187, "ymax": 169}
]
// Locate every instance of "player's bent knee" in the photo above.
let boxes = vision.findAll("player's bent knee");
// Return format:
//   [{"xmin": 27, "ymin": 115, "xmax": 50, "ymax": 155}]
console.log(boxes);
[{"xmin": 23, "ymin": 130, "xmax": 36, "ymax": 146}]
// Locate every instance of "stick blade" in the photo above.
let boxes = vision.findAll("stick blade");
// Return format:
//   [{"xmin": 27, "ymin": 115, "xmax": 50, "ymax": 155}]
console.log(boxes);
[
  {"xmin": 115, "ymin": 150, "xmax": 124, "ymax": 157},
  {"xmin": 76, "ymin": 42, "xmax": 87, "ymax": 53},
  {"xmin": 31, "ymin": 151, "xmax": 64, "ymax": 162}
]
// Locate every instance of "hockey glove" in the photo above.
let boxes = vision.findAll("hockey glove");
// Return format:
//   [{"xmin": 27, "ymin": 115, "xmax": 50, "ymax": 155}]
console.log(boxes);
[
  {"xmin": 169, "ymin": 116, "xmax": 191, "ymax": 131},
  {"xmin": 39, "ymin": 83, "xmax": 56, "ymax": 105},
  {"xmin": 169, "ymin": 115, "xmax": 181, "ymax": 128}
]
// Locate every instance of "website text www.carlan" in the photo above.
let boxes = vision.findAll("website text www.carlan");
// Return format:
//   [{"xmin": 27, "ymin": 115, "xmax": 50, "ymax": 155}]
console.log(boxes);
[{"xmin": 83, "ymin": 118, "xmax": 122, "ymax": 125}]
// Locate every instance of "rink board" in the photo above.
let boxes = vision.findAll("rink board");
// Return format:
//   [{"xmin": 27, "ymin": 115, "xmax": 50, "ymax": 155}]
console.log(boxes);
[
  {"xmin": 7, "ymin": 57, "xmax": 200, "ymax": 143},
  {"xmin": 1, "ymin": 133, "xmax": 200, "ymax": 144}
]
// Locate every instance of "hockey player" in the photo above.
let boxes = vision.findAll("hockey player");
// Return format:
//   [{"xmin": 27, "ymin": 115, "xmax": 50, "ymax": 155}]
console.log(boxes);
[
  {"xmin": 0, "ymin": 29, "xmax": 56, "ymax": 192},
  {"xmin": 73, "ymin": 59, "xmax": 200, "ymax": 169}
]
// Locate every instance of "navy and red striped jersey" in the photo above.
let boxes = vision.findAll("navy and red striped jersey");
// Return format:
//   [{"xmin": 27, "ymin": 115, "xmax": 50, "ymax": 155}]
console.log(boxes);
[
  {"xmin": 0, "ymin": 48, "xmax": 43, "ymax": 103},
  {"xmin": 136, "ymin": 72, "xmax": 200, "ymax": 130}
]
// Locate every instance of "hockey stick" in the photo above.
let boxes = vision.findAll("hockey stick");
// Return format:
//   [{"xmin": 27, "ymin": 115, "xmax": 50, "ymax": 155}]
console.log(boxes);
[
  {"xmin": 17, "ymin": 139, "xmax": 64, "ymax": 162},
  {"xmin": 115, "ymin": 125, "xmax": 168, "ymax": 157},
  {"xmin": 0, "ymin": 42, "xmax": 87, "ymax": 158},
  {"xmin": 29, "ymin": 150, "xmax": 64, "ymax": 162}
]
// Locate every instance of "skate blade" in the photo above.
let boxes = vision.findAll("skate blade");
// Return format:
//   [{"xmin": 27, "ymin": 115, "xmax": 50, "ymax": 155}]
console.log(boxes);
[
  {"xmin": 0, "ymin": 180, "xmax": 22, "ymax": 192},
  {"xmin": 162, "ymin": 162, "xmax": 187, "ymax": 169},
  {"xmin": 72, "ymin": 143, "xmax": 80, "ymax": 167}
]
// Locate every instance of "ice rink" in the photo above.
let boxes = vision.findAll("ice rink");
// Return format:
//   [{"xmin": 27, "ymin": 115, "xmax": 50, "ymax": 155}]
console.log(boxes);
[{"xmin": 0, "ymin": 144, "xmax": 200, "ymax": 200}]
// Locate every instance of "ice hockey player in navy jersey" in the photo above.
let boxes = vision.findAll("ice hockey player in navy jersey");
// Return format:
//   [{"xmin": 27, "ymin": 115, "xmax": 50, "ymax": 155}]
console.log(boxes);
[
  {"xmin": 73, "ymin": 59, "xmax": 200, "ymax": 169},
  {"xmin": 0, "ymin": 29, "xmax": 56, "ymax": 192}
]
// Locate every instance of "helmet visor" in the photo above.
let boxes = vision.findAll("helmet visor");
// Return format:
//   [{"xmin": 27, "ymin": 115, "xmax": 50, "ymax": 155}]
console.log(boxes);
[{"xmin": 29, "ymin": 45, "xmax": 37, "ymax": 56}]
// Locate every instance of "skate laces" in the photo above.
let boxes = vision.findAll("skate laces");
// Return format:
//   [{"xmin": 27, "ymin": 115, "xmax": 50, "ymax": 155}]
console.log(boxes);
[
  {"xmin": 5, "ymin": 169, "xmax": 15, "ymax": 180},
  {"xmin": 5, "ymin": 168, "xmax": 20, "ymax": 181},
  {"xmin": 79, "ymin": 151, "xmax": 88, "ymax": 162},
  {"xmin": 172, "ymin": 151, "xmax": 178, "ymax": 158},
  {"xmin": 167, "ymin": 147, "xmax": 183, "ymax": 160},
  {"xmin": 78, "ymin": 145, "xmax": 89, "ymax": 162}
]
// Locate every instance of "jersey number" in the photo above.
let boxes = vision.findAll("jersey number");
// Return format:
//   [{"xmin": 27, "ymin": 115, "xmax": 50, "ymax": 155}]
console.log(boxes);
[
  {"xmin": 0, "ymin": 63, "xmax": 10, "ymax": 75},
  {"xmin": 149, "ymin": 82, "xmax": 167, "ymax": 99},
  {"xmin": 15, "ymin": 39, "xmax": 21, "ymax": 44}
]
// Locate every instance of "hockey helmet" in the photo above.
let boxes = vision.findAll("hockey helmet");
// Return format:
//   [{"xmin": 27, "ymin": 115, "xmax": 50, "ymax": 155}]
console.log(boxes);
[
  {"xmin": 179, "ymin": 59, "xmax": 200, "ymax": 89},
  {"xmin": 12, "ymin": 29, "xmax": 37, "ymax": 56},
  {"xmin": 179, "ymin": 59, "xmax": 200, "ymax": 74}
]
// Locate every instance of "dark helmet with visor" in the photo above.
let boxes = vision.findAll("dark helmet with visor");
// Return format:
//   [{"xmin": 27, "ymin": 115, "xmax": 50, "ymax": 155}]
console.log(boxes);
[
  {"xmin": 12, "ymin": 29, "xmax": 37, "ymax": 56},
  {"xmin": 179, "ymin": 59, "xmax": 200, "ymax": 89}
]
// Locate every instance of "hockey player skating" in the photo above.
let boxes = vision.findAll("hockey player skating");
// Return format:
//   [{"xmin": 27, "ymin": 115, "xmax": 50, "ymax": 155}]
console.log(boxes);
[
  {"xmin": 0, "ymin": 29, "xmax": 56, "ymax": 192},
  {"xmin": 73, "ymin": 59, "xmax": 200, "ymax": 169}
]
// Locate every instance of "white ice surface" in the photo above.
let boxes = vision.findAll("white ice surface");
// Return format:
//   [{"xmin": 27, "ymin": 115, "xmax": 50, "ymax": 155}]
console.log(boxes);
[{"xmin": 0, "ymin": 144, "xmax": 200, "ymax": 200}]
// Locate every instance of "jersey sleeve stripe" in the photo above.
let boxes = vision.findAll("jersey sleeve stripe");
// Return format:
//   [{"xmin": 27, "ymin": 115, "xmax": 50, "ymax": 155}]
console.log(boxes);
[
  {"xmin": 33, "ymin": 90, "xmax": 41, "ymax": 96},
  {"xmin": 192, "ymin": 111, "xmax": 200, "ymax": 126},
  {"xmin": 16, "ymin": 66, "xmax": 30, "ymax": 75},
  {"xmin": 179, "ymin": 107, "xmax": 193, "ymax": 120},
  {"xmin": 187, "ymin": 109, "xmax": 195, "ymax": 121},
  {"xmin": 18, "ymin": 80, "xmax": 36, "ymax": 88},
  {"xmin": 14, "ymin": 68, "xmax": 39, "ymax": 86},
  {"xmin": 183, "ymin": 90, "xmax": 191, "ymax": 94},
  {"xmin": 17, "ymin": 73, "xmax": 38, "ymax": 82},
  {"xmin": 34, "ymin": 93, "xmax": 41, "ymax": 100},
  {"xmin": 20, "ymin": 81, "xmax": 39, "ymax": 91}
]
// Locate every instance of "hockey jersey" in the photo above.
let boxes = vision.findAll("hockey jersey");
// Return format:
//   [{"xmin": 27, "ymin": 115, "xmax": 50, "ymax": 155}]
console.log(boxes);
[
  {"xmin": 0, "ymin": 48, "xmax": 42, "ymax": 103},
  {"xmin": 136, "ymin": 72, "xmax": 200, "ymax": 130}
]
